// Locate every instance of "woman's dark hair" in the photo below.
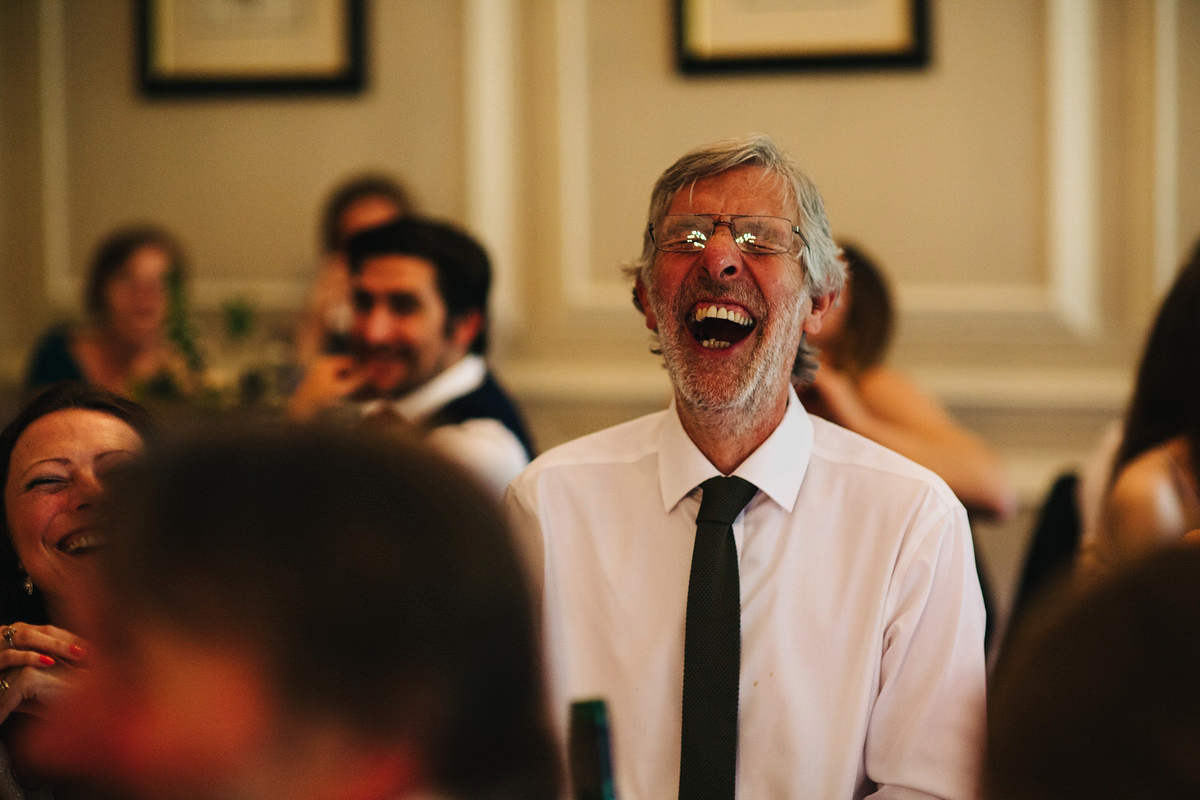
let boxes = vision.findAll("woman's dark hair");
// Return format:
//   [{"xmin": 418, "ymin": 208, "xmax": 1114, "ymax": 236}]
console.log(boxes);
[
  {"xmin": 0, "ymin": 382, "xmax": 155, "ymax": 625},
  {"xmin": 320, "ymin": 173, "xmax": 416, "ymax": 254},
  {"xmin": 1112, "ymin": 240, "xmax": 1200, "ymax": 485},
  {"xmin": 103, "ymin": 423, "xmax": 560, "ymax": 800},
  {"xmin": 83, "ymin": 225, "xmax": 188, "ymax": 322},
  {"xmin": 826, "ymin": 242, "xmax": 895, "ymax": 377}
]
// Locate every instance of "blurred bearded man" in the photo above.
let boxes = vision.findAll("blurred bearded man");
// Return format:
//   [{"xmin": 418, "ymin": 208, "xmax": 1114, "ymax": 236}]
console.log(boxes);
[
  {"xmin": 505, "ymin": 134, "xmax": 986, "ymax": 800},
  {"xmin": 288, "ymin": 217, "xmax": 534, "ymax": 497}
]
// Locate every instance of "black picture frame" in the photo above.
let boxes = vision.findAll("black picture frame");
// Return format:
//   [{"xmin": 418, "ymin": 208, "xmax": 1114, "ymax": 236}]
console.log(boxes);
[
  {"xmin": 138, "ymin": 0, "xmax": 366, "ymax": 97},
  {"xmin": 676, "ymin": 0, "xmax": 930, "ymax": 74}
]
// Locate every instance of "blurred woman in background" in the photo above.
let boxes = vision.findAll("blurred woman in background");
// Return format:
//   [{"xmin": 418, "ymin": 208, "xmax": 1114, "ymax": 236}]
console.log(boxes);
[{"xmin": 22, "ymin": 225, "xmax": 199, "ymax": 401}]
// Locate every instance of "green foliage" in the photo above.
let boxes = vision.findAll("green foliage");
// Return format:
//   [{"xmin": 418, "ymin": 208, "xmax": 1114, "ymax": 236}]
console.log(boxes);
[
  {"xmin": 223, "ymin": 296, "xmax": 256, "ymax": 341},
  {"xmin": 165, "ymin": 266, "xmax": 204, "ymax": 373}
]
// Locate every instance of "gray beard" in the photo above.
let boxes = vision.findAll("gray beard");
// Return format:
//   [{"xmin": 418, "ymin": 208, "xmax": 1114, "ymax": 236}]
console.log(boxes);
[{"xmin": 652, "ymin": 283, "xmax": 805, "ymax": 418}]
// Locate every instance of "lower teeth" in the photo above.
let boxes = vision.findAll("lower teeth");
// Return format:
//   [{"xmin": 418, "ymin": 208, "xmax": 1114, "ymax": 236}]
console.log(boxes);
[{"xmin": 701, "ymin": 339, "xmax": 731, "ymax": 349}]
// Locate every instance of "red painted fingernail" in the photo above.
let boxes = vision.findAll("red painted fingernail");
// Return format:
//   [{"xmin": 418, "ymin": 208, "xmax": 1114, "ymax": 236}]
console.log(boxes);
[
  {"xmin": 40, "ymin": 655, "xmax": 55, "ymax": 666},
  {"xmin": 69, "ymin": 645, "xmax": 86, "ymax": 658}
]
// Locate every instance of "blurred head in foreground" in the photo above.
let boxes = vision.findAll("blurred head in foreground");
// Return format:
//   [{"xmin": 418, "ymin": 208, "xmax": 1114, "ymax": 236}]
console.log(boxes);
[
  {"xmin": 986, "ymin": 545, "xmax": 1200, "ymax": 799},
  {"xmin": 23, "ymin": 424, "xmax": 559, "ymax": 800}
]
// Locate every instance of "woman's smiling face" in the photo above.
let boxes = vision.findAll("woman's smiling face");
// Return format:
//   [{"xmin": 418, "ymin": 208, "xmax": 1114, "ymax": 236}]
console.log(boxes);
[{"xmin": 4, "ymin": 409, "xmax": 143, "ymax": 621}]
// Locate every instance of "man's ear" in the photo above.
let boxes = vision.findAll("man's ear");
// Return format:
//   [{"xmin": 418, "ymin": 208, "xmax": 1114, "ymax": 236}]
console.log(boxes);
[
  {"xmin": 449, "ymin": 310, "xmax": 485, "ymax": 354},
  {"xmin": 801, "ymin": 290, "xmax": 839, "ymax": 337},
  {"xmin": 635, "ymin": 277, "xmax": 657, "ymax": 332}
]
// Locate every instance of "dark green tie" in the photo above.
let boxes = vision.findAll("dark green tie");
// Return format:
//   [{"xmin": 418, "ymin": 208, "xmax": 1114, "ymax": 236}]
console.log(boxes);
[{"xmin": 679, "ymin": 476, "xmax": 758, "ymax": 800}]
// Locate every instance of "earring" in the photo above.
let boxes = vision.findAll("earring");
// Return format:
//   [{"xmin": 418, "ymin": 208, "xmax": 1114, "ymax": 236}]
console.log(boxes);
[{"xmin": 23, "ymin": 576, "xmax": 33, "ymax": 596}]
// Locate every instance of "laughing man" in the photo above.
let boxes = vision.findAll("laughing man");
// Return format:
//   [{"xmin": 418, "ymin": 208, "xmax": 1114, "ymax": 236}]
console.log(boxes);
[{"xmin": 505, "ymin": 134, "xmax": 986, "ymax": 799}]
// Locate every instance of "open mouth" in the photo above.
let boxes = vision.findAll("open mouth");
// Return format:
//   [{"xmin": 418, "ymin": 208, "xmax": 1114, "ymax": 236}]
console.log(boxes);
[
  {"xmin": 687, "ymin": 303, "xmax": 756, "ymax": 350},
  {"xmin": 58, "ymin": 531, "xmax": 109, "ymax": 556}
]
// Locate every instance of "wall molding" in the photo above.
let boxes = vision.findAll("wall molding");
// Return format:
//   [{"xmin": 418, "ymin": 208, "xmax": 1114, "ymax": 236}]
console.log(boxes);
[
  {"xmin": 40, "ymin": 0, "xmax": 70, "ymax": 307},
  {"xmin": 1046, "ymin": 0, "xmax": 1101, "ymax": 338},
  {"xmin": 31, "ymin": 2, "xmax": 1175, "ymax": 343},
  {"xmin": 547, "ymin": 0, "xmax": 1106, "ymax": 339},
  {"xmin": 500, "ymin": 357, "xmax": 1128, "ymax": 506},
  {"xmin": 555, "ymin": 0, "xmax": 603, "ymax": 311},
  {"xmin": 463, "ymin": 0, "xmax": 518, "ymax": 334},
  {"xmin": 503, "ymin": 357, "xmax": 1129, "ymax": 412},
  {"xmin": 36, "ymin": 0, "xmax": 1112, "ymax": 329},
  {"xmin": 1153, "ymin": 0, "xmax": 1180, "ymax": 293},
  {"xmin": 38, "ymin": 1, "xmax": 318, "ymax": 311},
  {"xmin": 35, "ymin": 1, "xmax": 518, "ymax": 314}
]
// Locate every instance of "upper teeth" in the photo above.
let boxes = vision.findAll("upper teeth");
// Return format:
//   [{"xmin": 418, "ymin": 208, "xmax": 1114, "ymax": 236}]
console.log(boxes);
[
  {"xmin": 695, "ymin": 305, "xmax": 752, "ymax": 326},
  {"xmin": 62, "ymin": 533, "xmax": 106, "ymax": 554}
]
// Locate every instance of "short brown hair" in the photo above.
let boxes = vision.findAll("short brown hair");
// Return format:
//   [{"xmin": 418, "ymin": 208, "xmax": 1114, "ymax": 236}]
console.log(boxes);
[
  {"xmin": 83, "ymin": 225, "xmax": 187, "ymax": 321},
  {"xmin": 319, "ymin": 172, "xmax": 415, "ymax": 254}
]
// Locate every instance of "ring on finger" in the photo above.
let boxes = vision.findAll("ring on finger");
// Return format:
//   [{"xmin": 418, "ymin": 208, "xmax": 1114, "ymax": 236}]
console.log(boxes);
[{"xmin": 2, "ymin": 625, "xmax": 15, "ymax": 649}]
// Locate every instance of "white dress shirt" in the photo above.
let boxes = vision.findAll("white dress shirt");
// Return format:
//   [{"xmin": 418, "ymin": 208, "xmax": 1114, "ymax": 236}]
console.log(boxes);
[
  {"xmin": 505, "ymin": 388, "xmax": 986, "ymax": 799},
  {"xmin": 360, "ymin": 355, "xmax": 529, "ymax": 497}
]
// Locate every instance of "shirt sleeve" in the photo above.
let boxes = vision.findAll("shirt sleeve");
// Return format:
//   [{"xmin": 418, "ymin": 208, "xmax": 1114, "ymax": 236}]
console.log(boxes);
[
  {"xmin": 425, "ymin": 418, "xmax": 530, "ymax": 500},
  {"xmin": 865, "ymin": 498, "xmax": 987, "ymax": 800},
  {"xmin": 500, "ymin": 471, "xmax": 547, "ymax": 606}
]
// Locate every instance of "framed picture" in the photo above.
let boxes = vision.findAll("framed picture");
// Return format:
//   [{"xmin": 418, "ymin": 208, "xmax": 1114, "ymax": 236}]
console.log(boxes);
[
  {"xmin": 138, "ymin": 0, "xmax": 365, "ymax": 96},
  {"xmin": 676, "ymin": 0, "xmax": 930, "ymax": 74}
]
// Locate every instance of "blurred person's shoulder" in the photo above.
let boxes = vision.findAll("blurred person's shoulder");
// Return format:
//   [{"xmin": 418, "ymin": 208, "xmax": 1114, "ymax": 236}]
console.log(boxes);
[
  {"xmin": 509, "ymin": 409, "xmax": 669, "ymax": 491},
  {"xmin": 1105, "ymin": 436, "xmax": 1198, "ymax": 545}
]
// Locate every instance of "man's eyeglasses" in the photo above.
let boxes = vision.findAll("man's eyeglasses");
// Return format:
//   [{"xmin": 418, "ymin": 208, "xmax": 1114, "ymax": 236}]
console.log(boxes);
[{"xmin": 649, "ymin": 214, "xmax": 805, "ymax": 255}]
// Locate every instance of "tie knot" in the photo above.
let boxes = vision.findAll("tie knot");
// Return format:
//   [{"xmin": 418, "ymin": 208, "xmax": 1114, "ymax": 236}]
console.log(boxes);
[{"xmin": 696, "ymin": 476, "xmax": 758, "ymax": 526}]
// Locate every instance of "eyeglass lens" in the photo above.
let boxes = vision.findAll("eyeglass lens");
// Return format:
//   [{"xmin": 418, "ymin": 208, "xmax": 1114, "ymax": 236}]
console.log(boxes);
[{"xmin": 653, "ymin": 215, "xmax": 798, "ymax": 254}]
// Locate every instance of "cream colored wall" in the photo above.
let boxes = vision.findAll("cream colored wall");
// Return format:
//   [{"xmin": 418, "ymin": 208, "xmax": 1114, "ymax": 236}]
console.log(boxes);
[
  {"xmin": 502, "ymin": 0, "xmax": 1200, "ymax": 503},
  {"xmin": 0, "ymin": 0, "xmax": 466, "ymax": 356},
  {"xmin": 1180, "ymin": 0, "xmax": 1200, "ymax": 260},
  {"xmin": 2, "ymin": 0, "xmax": 1198, "ymax": 511}
]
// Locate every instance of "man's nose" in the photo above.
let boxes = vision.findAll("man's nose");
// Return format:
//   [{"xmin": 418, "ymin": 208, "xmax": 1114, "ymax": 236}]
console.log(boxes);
[
  {"xmin": 698, "ymin": 223, "xmax": 744, "ymax": 281},
  {"xmin": 362, "ymin": 304, "xmax": 394, "ymax": 342}
]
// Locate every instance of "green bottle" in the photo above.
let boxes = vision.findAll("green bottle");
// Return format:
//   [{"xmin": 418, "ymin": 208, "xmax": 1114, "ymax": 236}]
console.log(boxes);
[{"xmin": 568, "ymin": 698, "xmax": 618, "ymax": 800}]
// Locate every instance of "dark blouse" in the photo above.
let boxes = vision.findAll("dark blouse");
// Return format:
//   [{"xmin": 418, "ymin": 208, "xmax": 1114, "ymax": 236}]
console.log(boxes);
[{"xmin": 23, "ymin": 324, "xmax": 84, "ymax": 397}]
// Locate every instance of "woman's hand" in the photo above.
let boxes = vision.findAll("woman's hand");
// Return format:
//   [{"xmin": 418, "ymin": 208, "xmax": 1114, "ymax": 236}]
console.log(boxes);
[{"xmin": 0, "ymin": 623, "xmax": 88, "ymax": 723}]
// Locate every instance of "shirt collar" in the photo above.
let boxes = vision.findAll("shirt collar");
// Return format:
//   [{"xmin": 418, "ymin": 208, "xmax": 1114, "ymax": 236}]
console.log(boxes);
[
  {"xmin": 657, "ymin": 386, "xmax": 814, "ymax": 514},
  {"xmin": 360, "ymin": 354, "xmax": 487, "ymax": 423}
]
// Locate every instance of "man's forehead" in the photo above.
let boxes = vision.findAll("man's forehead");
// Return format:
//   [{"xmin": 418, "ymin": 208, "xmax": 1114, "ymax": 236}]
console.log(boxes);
[{"xmin": 356, "ymin": 253, "xmax": 438, "ymax": 287}]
